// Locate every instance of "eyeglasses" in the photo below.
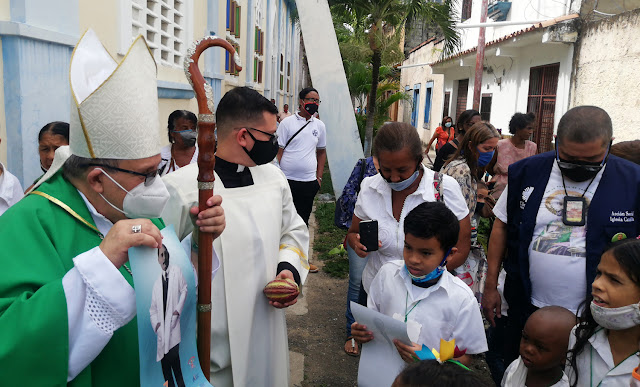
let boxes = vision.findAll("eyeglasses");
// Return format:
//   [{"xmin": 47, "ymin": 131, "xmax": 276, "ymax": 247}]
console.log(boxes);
[
  {"xmin": 85, "ymin": 163, "xmax": 159, "ymax": 186},
  {"xmin": 245, "ymin": 127, "xmax": 278, "ymax": 143},
  {"xmin": 554, "ymin": 142, "xmax": 609, "ymax": 171},
  {"xmin": 303, "ymin": 98, "xmax": 321, "ymax": 104}
]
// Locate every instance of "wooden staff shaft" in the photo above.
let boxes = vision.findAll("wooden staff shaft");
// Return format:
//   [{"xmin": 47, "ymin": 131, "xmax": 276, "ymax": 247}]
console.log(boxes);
[{"xmin": 184, "ymin": 36, "xmax": 242, "ymax": 380}]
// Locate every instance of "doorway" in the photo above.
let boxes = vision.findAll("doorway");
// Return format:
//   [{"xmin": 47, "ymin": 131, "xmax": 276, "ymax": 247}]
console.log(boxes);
[{"xmin": 527, "ymin": 63, "xmax": 559, "ymax": 153}]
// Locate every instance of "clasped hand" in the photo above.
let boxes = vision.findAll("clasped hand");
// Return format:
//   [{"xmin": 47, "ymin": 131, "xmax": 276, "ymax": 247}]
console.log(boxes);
[{"xmin": 100, "ymin": 195, "xmax": 225, "ymax": 269}]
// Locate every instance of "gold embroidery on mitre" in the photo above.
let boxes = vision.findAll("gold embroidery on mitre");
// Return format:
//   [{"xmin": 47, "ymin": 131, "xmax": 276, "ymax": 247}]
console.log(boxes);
[{"xmin": 69, "ymin": 30, "xmax": 160, "ymax": 160}]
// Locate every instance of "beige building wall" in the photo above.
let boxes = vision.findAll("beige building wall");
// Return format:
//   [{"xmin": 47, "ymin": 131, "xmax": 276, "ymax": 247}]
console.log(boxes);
[
  {"xmin": 79, "ymin": 1, "xmax": 202, "ymax": 146},
  {"xmin": 0, "ymin": 0, "xmax": 9, "ymax": 21},
  {"xmin": 398, "ymin": 40, "xmax": 445, "ymax": 143},
  {"xmin": 571, "ymin": 9, "xmax": 640, "ymax": 142}
]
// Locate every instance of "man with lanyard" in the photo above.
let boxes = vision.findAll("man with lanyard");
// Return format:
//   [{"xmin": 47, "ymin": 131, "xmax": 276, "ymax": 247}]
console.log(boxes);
[
  {"xmin": 276, "ymin": 87, "xmax": 327, "ymax": 226},
  {"xmin": 0, "ymin": 30, "xmax": 224, "ymax": 386},
  {"xmin": 276, "ymin": 87, "xmax": 326, "ymax": 273},
  {"xmin": 162, "ymin": 87, "xmax": 310, "ymax": 386},
  {"xmin": 482, "ymin": 106, "xmax": 640, "ymax": 365}
]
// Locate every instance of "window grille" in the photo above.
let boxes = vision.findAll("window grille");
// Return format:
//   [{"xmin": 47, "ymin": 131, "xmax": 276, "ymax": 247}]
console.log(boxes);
[{"xmin": 127, "ymin": 0, "xmax": 189, "ymax": 67}]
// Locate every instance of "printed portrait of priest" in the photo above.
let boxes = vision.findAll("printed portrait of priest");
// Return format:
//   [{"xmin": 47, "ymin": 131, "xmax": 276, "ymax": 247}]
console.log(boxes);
[{"xmin": 150, "ymin": 244, "xmax": 188, "ymax": 387}]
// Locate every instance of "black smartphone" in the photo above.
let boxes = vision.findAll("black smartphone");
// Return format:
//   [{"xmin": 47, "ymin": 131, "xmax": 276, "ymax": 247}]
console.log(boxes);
[{"xmin": 359, "ymin": 220, "xmax": 379, "ymax": 252}]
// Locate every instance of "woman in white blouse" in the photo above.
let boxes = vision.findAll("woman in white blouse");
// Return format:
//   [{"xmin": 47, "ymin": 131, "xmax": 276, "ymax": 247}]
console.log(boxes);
[
  {"xmin": 346, "ymin": 122, "xmax": 471, "ymax": 298},
  {"xmin": 158, "ymin": 110, "xmax": 199, "ymax": 176}
]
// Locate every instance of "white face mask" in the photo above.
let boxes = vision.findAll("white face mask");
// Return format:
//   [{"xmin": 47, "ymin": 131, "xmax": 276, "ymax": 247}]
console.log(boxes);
[
  {"xmin": 590, "ymin": 301, "xmax": 640, "ymax": 330},
  {"xmin": 97, "ymin": 168, "xmax": 170, "ymax": 219}
]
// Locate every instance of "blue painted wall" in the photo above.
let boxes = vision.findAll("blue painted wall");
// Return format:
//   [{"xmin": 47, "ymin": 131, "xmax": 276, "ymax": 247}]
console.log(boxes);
[
  {"xmin": 206, "ymin": 0, "xmax": 222, "ymax": 107},
  {"xmin": 2, "ymin": 0, "xmax": 79, "ymax": 185},
  {"xmin": 2, "ymin": 36, "xmax": 73, "ymax": 186}
]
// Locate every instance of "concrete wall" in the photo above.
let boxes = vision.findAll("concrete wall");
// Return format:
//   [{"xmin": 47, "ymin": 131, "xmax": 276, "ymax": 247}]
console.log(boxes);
[
  {"xmin": 439, "ymin": 34, "xmax": 573, "ymax": 134},
  {"xmin": 0, "ymin": 0, "xmax": 302, "ymax": 184},
  {"xmin": 0, "ymin": 0, "xmax": 8, "ymax": 21},
  {"xmin": 398, "ymin": 40, "xmax": 445, "ymax": 142},
  {"xmin": 455, "ymin": 0, "xmax": 578, "ymax": 53},
  {"xmin": 571, "ymin": 9, "xmax": 640, "ymax": 141}
]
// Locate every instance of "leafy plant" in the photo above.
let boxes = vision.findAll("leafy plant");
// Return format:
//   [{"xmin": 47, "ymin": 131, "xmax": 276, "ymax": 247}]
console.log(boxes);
[{"xmin": 330, "ymin": 0, "xmax": 460, "ymax": 156}]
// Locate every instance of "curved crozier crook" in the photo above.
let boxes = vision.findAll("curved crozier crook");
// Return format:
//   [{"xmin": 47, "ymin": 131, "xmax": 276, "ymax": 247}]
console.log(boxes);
[
  {"xmin": 183, "ymin": 35, "xmax": 242, "ymax": 379},
  {"xmin": 184, "ymin": 36, "xmax": 243, "ymax": 116}
]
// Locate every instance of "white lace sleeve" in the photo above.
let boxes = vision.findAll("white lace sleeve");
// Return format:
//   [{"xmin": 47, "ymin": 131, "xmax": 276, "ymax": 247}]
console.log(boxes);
[{"xmin": 62, "ymin": 246, "xmax": 136, "ymax": 381}]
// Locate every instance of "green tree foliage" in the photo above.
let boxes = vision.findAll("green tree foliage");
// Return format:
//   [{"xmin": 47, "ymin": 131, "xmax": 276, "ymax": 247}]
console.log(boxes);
[{"xmin": 330, "ymin": 0, "xmax": 459, "ymax": 156}]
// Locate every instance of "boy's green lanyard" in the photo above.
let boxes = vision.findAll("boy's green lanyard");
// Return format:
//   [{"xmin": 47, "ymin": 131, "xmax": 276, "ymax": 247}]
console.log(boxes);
[{"xmin": 405, "ymin": 292, "xmax": 422, "ymax": 323}]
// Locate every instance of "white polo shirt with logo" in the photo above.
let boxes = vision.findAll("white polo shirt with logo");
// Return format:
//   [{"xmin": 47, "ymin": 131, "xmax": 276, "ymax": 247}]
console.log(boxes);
[{"xmin": 277, "ymin": 113, "xmax": 326, "ymax": 182}]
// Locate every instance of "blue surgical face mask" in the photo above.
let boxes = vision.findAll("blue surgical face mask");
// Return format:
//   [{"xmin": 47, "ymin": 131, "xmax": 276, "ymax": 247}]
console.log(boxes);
[
  {"xmin": 477, "ymin": 148, "xmax": 495, "ymax": 167},
  {"xmin": 445, "ymin": 122, "xmax": 452, "ymax": 128},
  {"xmin": 405, "ymin": 249, "xmax": 451, "ymax": 283},
  {"xmin": 382, "ymin": 164, "xmax": 421, "ymax": 191}
]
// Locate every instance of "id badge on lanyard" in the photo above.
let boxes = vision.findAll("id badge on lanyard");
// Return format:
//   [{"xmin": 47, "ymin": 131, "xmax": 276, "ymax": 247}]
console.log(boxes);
[{"xmin": 563, "ymin": 196, "xmax": 586, "ymax": 226}]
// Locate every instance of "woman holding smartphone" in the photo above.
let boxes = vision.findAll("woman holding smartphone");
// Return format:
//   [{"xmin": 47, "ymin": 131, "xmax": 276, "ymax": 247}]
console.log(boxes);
[{"xmin": 346, "ymin": 122, "xmax": 471, "ymax": 308}]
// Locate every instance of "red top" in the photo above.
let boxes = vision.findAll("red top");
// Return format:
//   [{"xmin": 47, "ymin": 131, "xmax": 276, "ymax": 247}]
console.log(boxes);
[{"xmin": 435, "ymin": 126, "xmax": 455, "ymax": 150}]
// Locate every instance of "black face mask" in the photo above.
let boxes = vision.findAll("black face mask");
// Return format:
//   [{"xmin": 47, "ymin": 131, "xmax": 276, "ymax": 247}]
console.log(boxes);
[
  {"xmin": 304, "ymin": 102, "xmax": 319, "ymax": 116},
  {"xmin": 475, "ymin": 202, "xmax": 485, "ymax": 216},
  {"xmin": 243, "ymin": 128, "xmax": 279, "ymax": 165},
  {"xmin": 556, "ymin": 143, "xmax": 609, "ymax": 182}
]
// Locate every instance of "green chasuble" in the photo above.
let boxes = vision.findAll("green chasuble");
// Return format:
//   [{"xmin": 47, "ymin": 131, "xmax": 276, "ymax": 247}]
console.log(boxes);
[{"xmin": 0, "ymin": 171, "xmax": 164, "ymax": 386}]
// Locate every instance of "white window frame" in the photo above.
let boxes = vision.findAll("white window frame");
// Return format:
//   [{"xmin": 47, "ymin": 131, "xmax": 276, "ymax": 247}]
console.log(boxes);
[{"xmin": 118, "ymin": 0, "xmax": 194, "ymax": 68}]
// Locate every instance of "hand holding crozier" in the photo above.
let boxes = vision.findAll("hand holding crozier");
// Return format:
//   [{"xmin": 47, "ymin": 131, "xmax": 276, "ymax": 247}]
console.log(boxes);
[{"xmin": 264, "ymin": 271, "xmax": 299, "ymax": 309}]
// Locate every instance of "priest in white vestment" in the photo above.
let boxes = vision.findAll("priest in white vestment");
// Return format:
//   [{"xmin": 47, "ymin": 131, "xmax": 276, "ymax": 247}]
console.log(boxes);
[{"xmin": 162, "ymin": 87, "xmax": 310, "ymax": 387}]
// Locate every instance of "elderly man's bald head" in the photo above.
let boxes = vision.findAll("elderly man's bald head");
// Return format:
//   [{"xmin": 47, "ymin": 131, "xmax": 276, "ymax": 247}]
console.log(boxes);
[{"xmin": 557, "ymin": 106, "xmax": 612, "ymax": 148}]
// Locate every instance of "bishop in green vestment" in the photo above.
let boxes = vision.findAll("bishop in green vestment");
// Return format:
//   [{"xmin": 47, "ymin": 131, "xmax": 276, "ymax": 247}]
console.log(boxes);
[{"xmin": 0, "ymin": 30, "xmax": 224, "ymax": 386}]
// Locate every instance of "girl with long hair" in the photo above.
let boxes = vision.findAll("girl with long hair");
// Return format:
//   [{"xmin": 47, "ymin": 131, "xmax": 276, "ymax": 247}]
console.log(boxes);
[{"xmin": 567, "ymin": 238, "xmax": 640, "ymax": 386}]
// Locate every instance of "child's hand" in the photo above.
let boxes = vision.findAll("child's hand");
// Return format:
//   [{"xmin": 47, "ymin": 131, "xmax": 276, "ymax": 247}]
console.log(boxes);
[
  {"xmin": 394, "ymin": 340, "xmax": 422, "ymax": 364},
  {"xmin": 351, "ymin": 322, "xmax": 373, "ymax": 343}
]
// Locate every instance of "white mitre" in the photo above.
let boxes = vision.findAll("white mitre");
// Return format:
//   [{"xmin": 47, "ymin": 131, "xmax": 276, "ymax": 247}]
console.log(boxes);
[
  {"xmin": 69, "ymin": 29, "xmax": 161, "ymax": 159},
  {"xmin": 27, "ymin": 30, "xmax": 161, "ymax": 194}
]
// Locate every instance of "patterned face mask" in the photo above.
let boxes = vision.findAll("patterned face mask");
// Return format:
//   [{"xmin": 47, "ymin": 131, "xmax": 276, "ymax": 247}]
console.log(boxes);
[{"xmin": 590, "ymin": 301, "xmax": 640, "ymax": 330}]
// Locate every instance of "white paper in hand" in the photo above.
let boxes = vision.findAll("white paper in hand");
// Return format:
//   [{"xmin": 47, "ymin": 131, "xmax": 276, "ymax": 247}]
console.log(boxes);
[{"xmin": 351, "ymin": 301, "xmax": 412, "ymax": 387}]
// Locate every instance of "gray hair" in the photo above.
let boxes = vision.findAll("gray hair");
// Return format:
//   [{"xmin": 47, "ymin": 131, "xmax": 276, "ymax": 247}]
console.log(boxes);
[
  {"xmin": 372, "ymin": 122, "xmax": 423, "ymax": 162},
  {"xmin": 556, "ymin": 106, "xmax": 612, "ymax": 147},
  {"xmin": 62, "ymin": 155, "xmax": 120, "ymax": 181}
]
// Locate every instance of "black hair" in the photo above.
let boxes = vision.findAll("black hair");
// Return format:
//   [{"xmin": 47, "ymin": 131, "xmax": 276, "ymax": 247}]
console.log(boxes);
[
  {"xmin": 298, "ymin": 87, "xmax": 318, "ymax": 100},
  {"xmin": 38, "ymin": 121, "xmax": 70, "ymax": 143},
  {"xmin": 508, "ymin": 112, "xmax": 536, "ymax": 135},
  {"xmin": 372, "ymin": 122, "xmax": 423, "ymax": 163},
  {"xmin": 215, "ymin": 87, "xmax": 278, "ymax": 137},
  {"xmin": 404, "ymin": 202, "xmax": 460, "ymax": 253},
  {"xmin": 557, "ymin": 106, "xmax": 612, "ymax": 147},
  {"xmin": 167, "ymin": 110, "xmax": 198, "ymax": 142},
  {"xmin": 160, "ymin": 243, "xmax": 170, "ymax": 266},
  {"xmin": 456, "ymin": 110, "xmax": 480, "ymax": 134},
  {"xmin": 567, "ymin": 238, "xmax": 640, "ymax": 387},
  {"xmin": 62, "ymin": 155, "xmax": 119, "ymax": 181},
  {"xmin": 394, "ymin": 360, "xmax": 491, "ymax": 387}
]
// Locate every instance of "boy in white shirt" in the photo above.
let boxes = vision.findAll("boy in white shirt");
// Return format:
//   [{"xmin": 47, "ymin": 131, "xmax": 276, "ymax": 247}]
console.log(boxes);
[
  {"xmin": 502, "ymin": 306, "xmax": 575, "ymax": 387},
  {"xmin": 352, "ymin": 201, "xmax": 487, "ymax": 368}
]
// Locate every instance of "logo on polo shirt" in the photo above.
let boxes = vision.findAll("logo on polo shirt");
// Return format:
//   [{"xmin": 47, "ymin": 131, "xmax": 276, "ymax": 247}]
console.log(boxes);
[
  {"xmin": 520, "ymin": 186, "xmax": 534, "ymax": 209},
  {"xmin": 313, "ymin": 129, "xmax": 318, "ymax": 137}
]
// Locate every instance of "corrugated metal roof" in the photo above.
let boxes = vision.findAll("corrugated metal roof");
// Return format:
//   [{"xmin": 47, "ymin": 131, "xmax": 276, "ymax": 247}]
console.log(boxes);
[{"xmin": 431, "ymin": 13, "xmax": 579, "ymax": 65}]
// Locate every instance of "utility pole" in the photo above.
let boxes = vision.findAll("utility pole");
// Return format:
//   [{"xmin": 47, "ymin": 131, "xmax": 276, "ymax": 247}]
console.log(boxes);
[{"xmin": 472, "ymin": 0, "xmax": 489, "ymax": 111}]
